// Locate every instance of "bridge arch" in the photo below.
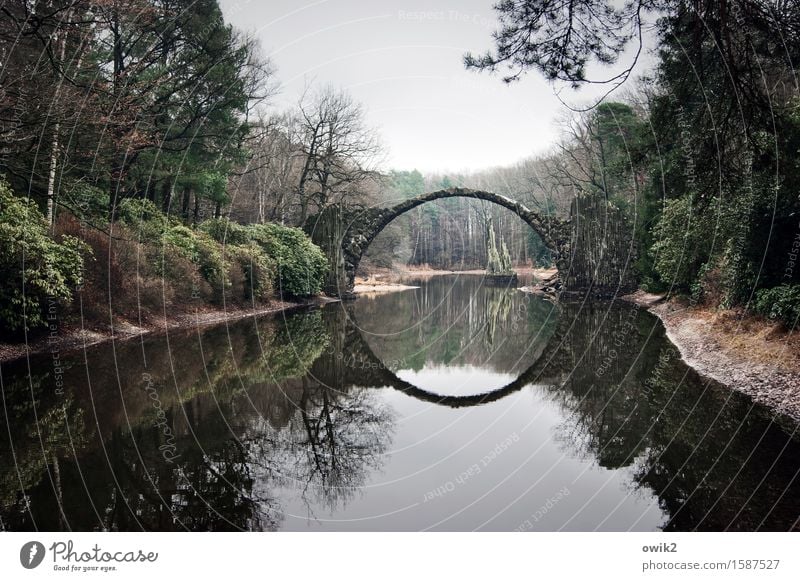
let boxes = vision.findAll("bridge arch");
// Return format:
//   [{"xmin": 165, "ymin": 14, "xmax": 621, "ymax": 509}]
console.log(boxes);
[
  {"xmin": 306, "ymin": 187, "xmax": 572, "ymax": 298},
  {"xmin": 367, "ymin": 188, "xmax": 565, "ymax": 260}
]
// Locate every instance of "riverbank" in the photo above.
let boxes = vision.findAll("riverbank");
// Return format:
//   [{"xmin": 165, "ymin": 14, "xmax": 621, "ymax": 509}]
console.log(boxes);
[
  {"xmin": 353, "ymin": 282, "xmax": 419, "ymax": 294},
  {"xmin": 401, "ymin": 266, "xmax": 545, "ymax": 278},
  {"xmin": 353, "ymin": 274, "xmax": 419, "ymax": 294},
  {"xmin": 0, "ymin": 297, "xmax": 334, "ymax": 364},
  {"xmin": 624, "ymin": 291, "xmax": 800, "ymax": 422},
  {"xmin": 354, "ymin": 266, "xmax": 552, "ymax": 295}
]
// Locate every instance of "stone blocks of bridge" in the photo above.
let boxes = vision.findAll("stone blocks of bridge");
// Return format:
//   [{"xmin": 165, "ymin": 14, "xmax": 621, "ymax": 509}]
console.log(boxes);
[{"xmin": 305, "ymin": 189, "xmax": 637, "ymax": 299}]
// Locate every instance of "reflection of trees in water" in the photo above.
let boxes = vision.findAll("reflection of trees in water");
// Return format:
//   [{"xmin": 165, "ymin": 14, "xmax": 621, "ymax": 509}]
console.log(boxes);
[
  {"xmin": 93, "ymin": 409, "xmax": 283, "ymax": 532},
  {"xmin": 244, "ymin": 382, "xmax": 393, "ymax": 512},
  {"xmin": 0, "ymin": 308, "xmax": 394, "ymax": 531},
  {"xmin": 5, "ymin": 291, "xmax": 799, "ymax": 532},
  {"xmin": 0, "ymin": 384, "xmax": 87, "ymax": 529},
  {"xmin": 356, "ymin": 276, "xmax": 557, "ymax": 374},
  {"xmin": 295, "ymin": 384, "xmax": 391, "ymax": 507},
  {"xmin": 542, "ymin": 302, "xmax": 800, "ymax": 531}
]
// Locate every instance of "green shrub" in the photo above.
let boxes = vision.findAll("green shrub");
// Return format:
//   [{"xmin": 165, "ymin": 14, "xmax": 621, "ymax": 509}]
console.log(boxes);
[
  {"xmin": 138, "ymin": 236, "xmax": 211, "ymax": 306},
  {"xmin": 162, "ymin": 225, "xmax": 229, "ymax": 299},
  {"xmin": 0, "ymin": 180, "xmax": 88, "ymax": 332},
  {"xmin": 651, "ymin": 197, "xmax": 711, "ymax": 292},
  {"xmin": 117, "ymin": 198, "xmax": 169, "ymax": 241},
  {"xmin": 199, "ymin": 218, "xmax": 249, "ymax": 246},
  {"xmin": 227, "ymin": 243, "xmax": 275, "ymax": 301},
  {"xmin": 61, "ymin": 181, "xmax": 109, "ymax": 224},
  {"xmin": 119, "ymin": 209, "xmax": 326, "ymax": 302},
  {"xmin": 247, "ymin": 224, "xmax": 327, "ymax": 297},
  {"xmin": 754, "ymin": 284, "xmax": 800, "ymax": 327}
]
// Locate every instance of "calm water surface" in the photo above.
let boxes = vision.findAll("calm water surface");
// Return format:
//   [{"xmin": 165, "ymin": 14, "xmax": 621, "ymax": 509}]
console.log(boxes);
[{"xmin": 1, "ymin": 275, "xmax": 799, "ymax": 531}]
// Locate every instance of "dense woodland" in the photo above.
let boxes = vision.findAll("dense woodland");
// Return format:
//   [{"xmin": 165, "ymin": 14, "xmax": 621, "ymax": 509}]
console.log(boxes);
[
  {"xmin": 374, "ymin": 0, "xmax": 800, "ymax": 327},
  {"xmin": 1, "ymin": 0, "xmax": 799, "ymax": 337},
  {"xmin": 462, "ymin": 0, "xmax": 800, "ymax": 327}
]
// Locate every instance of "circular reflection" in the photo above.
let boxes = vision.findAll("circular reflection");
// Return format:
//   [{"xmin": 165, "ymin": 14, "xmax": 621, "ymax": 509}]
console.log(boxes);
[
  {"xmin": 354, "ymin": 275, "xmax": 558, "ymax": 397},
  {"xmin": 396, "ymin": 364, "xmax": 518, "ymax": 396}
]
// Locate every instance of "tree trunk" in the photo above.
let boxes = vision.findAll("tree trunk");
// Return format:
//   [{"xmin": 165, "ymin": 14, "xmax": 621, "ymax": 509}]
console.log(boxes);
[
  {"xmin": 46, "ymin": 10, "xmax": 72, "ymax": 227},
  {"xmin": 299, "ymin": 194, "xmax": 308, "ymax": 225},
  {"xmin": 193, "ymin": 192, "xmax": 200, "ymax": 225},
  {"xmin": 46, "ymin": 128, "xmax": 59, "ymax": 227},
  {"xmin": 181, "ymin": 187, "xmax": 192, "ymax": 222},
  {"xmin": 108, "ymin": 12, "xmax": 124, "ymax": 223},
  {"xmin": 161, "ymin": 177, "xmax": 173, "ymax": 214}
]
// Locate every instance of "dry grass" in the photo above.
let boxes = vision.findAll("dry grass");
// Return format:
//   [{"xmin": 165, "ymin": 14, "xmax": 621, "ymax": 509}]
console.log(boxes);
[
  {"xmin": 656, "ymin": 297, "xmax": 800, "ymax": 373},
  {"xmin": 710, "ymin": 308, "xmax": 799, "ymax": 371}
]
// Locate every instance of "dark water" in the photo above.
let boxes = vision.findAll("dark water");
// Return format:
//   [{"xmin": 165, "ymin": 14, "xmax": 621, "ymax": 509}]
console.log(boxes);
[{"xmin": 1, "ymin": 275, "xmax": 799, "ymax": 531}]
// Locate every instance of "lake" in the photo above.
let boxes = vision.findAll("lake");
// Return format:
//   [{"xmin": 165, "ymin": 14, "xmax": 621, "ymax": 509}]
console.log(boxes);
[{"xmin": 1, "ymin": 274, "xmax": 799, "ymax": 531}]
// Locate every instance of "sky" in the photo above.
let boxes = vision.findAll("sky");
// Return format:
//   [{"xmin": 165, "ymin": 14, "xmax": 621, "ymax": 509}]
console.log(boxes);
[{"xmin": 219, "ymin": 0, "xmax": 654, "ymax": 174}]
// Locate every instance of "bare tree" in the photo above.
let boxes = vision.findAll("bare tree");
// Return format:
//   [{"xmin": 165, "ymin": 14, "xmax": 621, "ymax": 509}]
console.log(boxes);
[
  {"xmin": 232, "ymin": 112, "xmax": 301, "ymax": 224},
  {"xmin": 295, "ymin": 85, "xmax": 384, "ymax": 222}
]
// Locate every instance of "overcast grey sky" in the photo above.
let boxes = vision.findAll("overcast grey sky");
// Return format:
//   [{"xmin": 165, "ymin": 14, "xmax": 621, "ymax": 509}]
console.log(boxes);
[{"xmin": 220, "ymin": 0, "xmax": 652, "ymax": 173}]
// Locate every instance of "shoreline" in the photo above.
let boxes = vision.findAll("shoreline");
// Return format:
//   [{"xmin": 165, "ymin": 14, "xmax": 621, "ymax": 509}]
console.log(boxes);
[
  {"xmin": 7, "ymin": 271, "xmax": 795, "ymax": 425},
  {"xmin": 623, "ymin": 291, "xmax": 800, "ymax": 423},
  {"xmin": 1, "ymin": 267, "xmax": 541, "ymax": 361},
  {"xmin": 396, "ymin": 266, "xmax": 545, "ymax": 277},
  {"xmin": 353, "ymin": 266, "xmax": 555, "ymax": 295},
  {"xmin": 353, "ymin": 283, "xmax": 419, "ymax": 294},
  {"xmin": 0, "ymin": 296, "xmax": 336, "ymax": 364}
]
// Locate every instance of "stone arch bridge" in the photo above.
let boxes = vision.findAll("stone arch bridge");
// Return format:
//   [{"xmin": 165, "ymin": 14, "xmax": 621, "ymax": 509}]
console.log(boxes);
[{"xmin": 305, "ymin": 187, "xmax": 636, "ymax": 298}]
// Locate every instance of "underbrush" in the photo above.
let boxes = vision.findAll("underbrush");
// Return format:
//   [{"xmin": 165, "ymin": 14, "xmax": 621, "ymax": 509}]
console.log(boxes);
[
  {"xmin": 1, "ymin": 192, "xmax": 328, "ymax": 336},
  {"xmin": 754, "ymin": 284, "xmax": 800, "ymax": 329}
]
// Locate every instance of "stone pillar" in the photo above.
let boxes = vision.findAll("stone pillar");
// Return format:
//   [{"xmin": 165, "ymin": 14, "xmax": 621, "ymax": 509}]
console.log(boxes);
[
  {"xmin": 306, "ymin": 205, "xmax": 353, "ymax": 298},
  {"xmin": 563, "ymin": 196, "xmax": 638, "ymax": 297}
]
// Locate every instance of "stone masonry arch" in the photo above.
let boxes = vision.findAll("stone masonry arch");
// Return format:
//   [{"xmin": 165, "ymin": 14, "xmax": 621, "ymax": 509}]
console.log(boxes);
[{"xmin": 305, "ymin": 187, "xmax": 636, "ymax": 298}]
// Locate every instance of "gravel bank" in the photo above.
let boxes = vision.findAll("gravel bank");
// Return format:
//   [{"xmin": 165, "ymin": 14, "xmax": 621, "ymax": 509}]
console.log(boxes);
[{"xmin": 624, "ymin": 292, "xmax": 800, "ymax": 422}]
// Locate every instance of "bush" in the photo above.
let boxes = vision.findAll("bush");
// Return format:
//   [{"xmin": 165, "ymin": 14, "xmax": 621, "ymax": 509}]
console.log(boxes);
[
  {"xmin": 651, "ymin": 197, "xmax": 711, "ymax": 292},
  {"xmin": 227, "ymin": 243, "xmax": 275, "ymax": 301},
  {"xmin": 247, "ymin": 224, "xmax": 327, "ymax": 297},
  {"xmin": 117, "ymin": 198, "xmax": 169, "ymax": 241},
  {"xmin": 199, "ymin": 218, "xmax": 250, "ymax": 246},
  {"xmin": 120, "ymin": 212, "xmax": 325, "ymax": 302},
  {"xmin": 54, "ymin": 214, "xmax": 194, "ymax": 321},
  {"xmin": 54, "ymin": 213, "xmax": 111, "ymax": 322},
  {"xmin": 690, "ymin": 261, "xmax": 724, "ymax": 306},
  {"xmin": 754, "ymin": 284, "xmax": 800, "ymax": 327},
  {"xmin": 141, "ymin": 240, "xmax": 211, "ymax": 307},
  {"xmin": 0, "ymin": 180, "xmax": 88, "ymax": 332},
  {"xmin": 161, "ymin": 225, "xmax": 229, "ymax": 300},
  {"xmin": 60, "ymin": 180, "xmax": 109, "ymax": 224},
  {"xmin": 118, "ymin": 200, "xmax": 216, "ymax": 303}
]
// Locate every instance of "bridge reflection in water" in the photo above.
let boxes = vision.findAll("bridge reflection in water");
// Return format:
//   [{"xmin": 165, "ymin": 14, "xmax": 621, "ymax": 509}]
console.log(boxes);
[{"xmin": 1, "ymin": 275, "xmax": 799, "ymax": 531}]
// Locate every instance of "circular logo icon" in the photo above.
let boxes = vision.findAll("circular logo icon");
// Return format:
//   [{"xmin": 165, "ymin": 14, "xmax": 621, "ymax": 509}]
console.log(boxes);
[{"xmin": 20, "ymin": 541, "xmax": 45, "ymax": 569}]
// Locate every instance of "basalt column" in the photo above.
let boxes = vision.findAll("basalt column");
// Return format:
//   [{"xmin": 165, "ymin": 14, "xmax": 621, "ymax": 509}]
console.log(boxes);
[
  {"xmin": 563, "ymin": 195, "xmax": 637, "ymax": 297},
  {"xmin": 306, "ymin": 205, "xmax": 353, "ymax": 298}
]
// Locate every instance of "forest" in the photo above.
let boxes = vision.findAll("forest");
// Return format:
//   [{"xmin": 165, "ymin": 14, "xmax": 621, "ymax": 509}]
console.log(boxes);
[{"xmin": 1, "ymin": 0, "xmax": 799, "ymax": 337}]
